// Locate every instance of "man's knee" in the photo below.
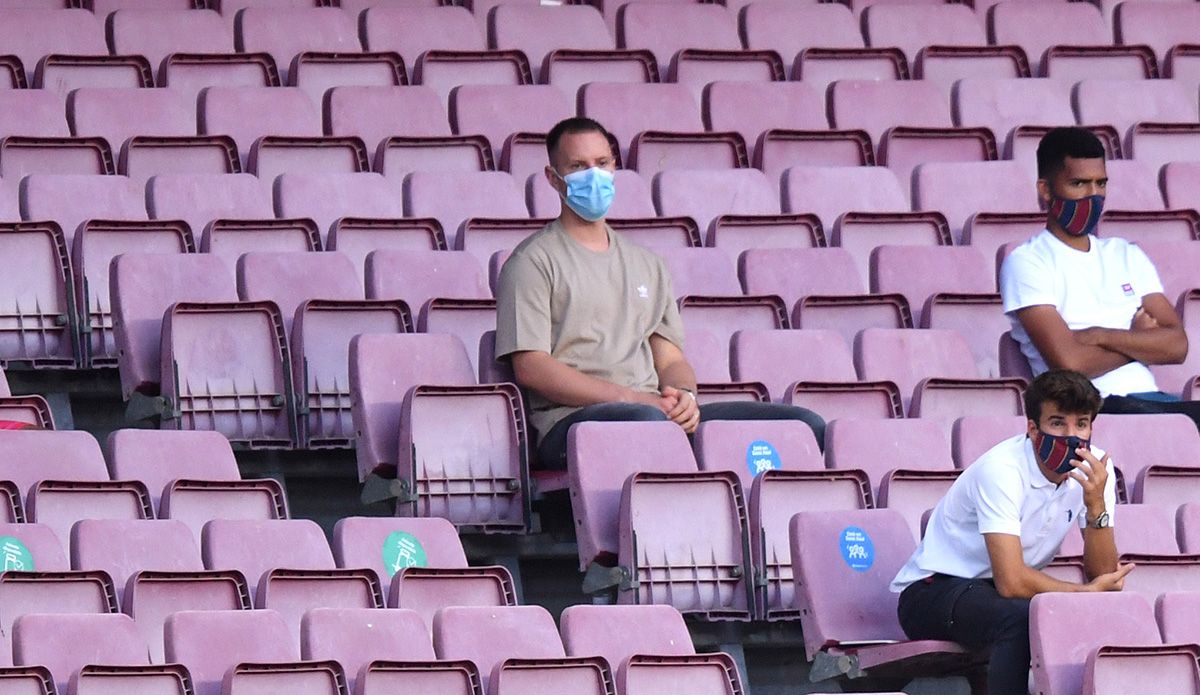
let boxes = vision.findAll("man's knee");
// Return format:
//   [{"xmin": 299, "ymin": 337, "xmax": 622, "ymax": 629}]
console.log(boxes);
[
  {"xmin": 622, "ymin": 404, "xmax": 669, "ymax": 422},
  {"xmin": 994, "ymin": 598, "xmax": 1031, "ymax": 640}
]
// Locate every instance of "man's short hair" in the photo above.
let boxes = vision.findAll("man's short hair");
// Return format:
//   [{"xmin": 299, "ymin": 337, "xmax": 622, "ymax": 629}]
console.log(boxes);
[
  {"xmin": 1036, "ymin": 127, "xmax": 1106, "ymax": 180},
  {"xmin": 1024, "ymin": 369, "xmax": 1103, "ymax": 423},
  {"xmin": 546, "ymin": 117, "xmax": 611, "ymax": 165}
]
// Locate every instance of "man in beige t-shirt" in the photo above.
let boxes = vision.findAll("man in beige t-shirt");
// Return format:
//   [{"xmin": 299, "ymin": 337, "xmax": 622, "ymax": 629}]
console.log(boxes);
[{"xmin": 496, "ymin": 117, "xmax": 825, "ymax": 469}]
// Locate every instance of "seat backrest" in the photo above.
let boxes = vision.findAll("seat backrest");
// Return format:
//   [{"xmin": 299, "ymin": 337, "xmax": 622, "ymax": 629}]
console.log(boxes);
[
  {"xmin": 434, "ymin": 605, "xmax": 565, "ymax": 691},
  {"xmin": 199, "ymin": 86, "xmax": 322, "ymax": 155},
  {"xmin": 742, "ymin": 2, "xmax": 864, "ymax": 61},
  {"xmin": 165, "ymin": 609, "xmax": 298, "ymax": 694},
  {"xmin": 148, "ymin": 173, "xmax": 275, "ymax": 243},
  {"xmin": 0, "ymin": 522, "xmax": 69, "ymax": 571},
  {"xmin": 703, "ymin": 81, "xmax": 827, "ymax": 153},
  {"xmin": 653, "ymin": 169, "xmax": 779, "ymax": 235},
  {"xmin": 568, "ymin": 421, "xmax": 699, "ymax": 568},
  {"xmin": 864, "ymin": 3, "xmax": 985, "ymax": 69},
  {"xmin": 1116, "ymin": 2, "xmax": 1200, "ymax": 66},
  {"xmin": 578, "ymin": 82, "xmax": 702, "ymax": 159},
  {"xmin": 0, "ymin": 89, "xmax": 70, "ymax": 138},
  {"xmin": 692, "ymin": 418, "xmax": 824, "ymax": 490},
  {"xmin": 829, "ymin": 79, "xmax": 952, "ymax": 145},
  {"xmin": 913, "ymin": 160, "xmax": 1037, "ymax": 238},
  {"xmin": 449, "ymin": 84, "xmax": 572, "ymax": 161},
  {"xmin": 827, "ymin": 417, "xmax": 955, "ymax": 481},
  {"xmin": 1091, "ymin": 413, "xmax": 1200, "ymax": 485},
  {"xmin": 855, "ymin": 327, "xmax": 979, "ymax": 395},
  {"xmin": 402, "ymin": 171, "xmax": 528, "ymax": 250},
  {"xmin": 560, "ymin": 605, "xmax": 694, "ymax": 669},
  {"xmin": 0, "ymin": 430, "xmax": 109, "ymax": 499},
  {"xmin": 362, "ymin": 5, "xmax": 484, "ymax": 73},
  {"xmin": 236, "ymin": 7, "xmax": 361, "ymax": 83},
  {"xmin": 618, "ymin": 2, "xmax": 740, "ymax": 73},
  {"xmin": 21, "ymin": 174, "xmax": 148, "ymax": 245},
  {"xmin": 237, "ymin": 251, "xmax": 362, "ymax": 332},
  {"xmin": 112, "ymin": 252, "xmax": 238, "ymax": 398},
  {"xmin": 71, "ymin": 519, "xmax": 203, "ymax": 597},
  {"xmin": 106, "ymin": 429, "xmax": 241, "ymax": 510},
  {"xmin": 13, "ymin": 613, "xmax": 149, "ymax": 694},
  {"xmin": 489, "ymin": 4, "xmax": 613, "ymax": 77},
  {"xmin": 301, "ymin": 607, "xmax": 435, "ymax": 685},
  {"xmin": 366, "ymin": 249, "xmax": 490, "ymax": 313},
  {"xmin": 1161, "ymin": 162, "xmax": 1200, "ymax": 221},
  {"xmin": 201, "ymin": 519, "xmax": 334, "ymax": 593},
  {"xmin": 951, "ymin": 415, "xmax": 1028, "ymax": 469},
  {"xmin": 1157, "ymin": 592, "xmax": 1200, "ymax": 644},
  {"xmin": 68, "ymin": 87, "xmax": 197, "ymax": 155},
  {"xmin": 0, "ymin": 9, "xmax": 107, "ymax": 76},
  {"xmin": 274, "ymin": 172, "xmax": 406, "ymax": 242},
  {"xmin": 1030, "ymin": 592, "xmax": 1162, "ymax": 695},
  {"xmin": 1102, "ymin": 159, "xmax": 1165, "ymax": 211},
  {"xmin": 730, "ymin": 329, "xmax": 858, "ymax": 399},
  {"xmin": 870, "ymin": 245, "xmax": 994, "ymax": 324},
  {"xmin": 653, "ymin": 247, "xmax": 742, "ymax": 297},
  {"xmin": 326, "ymin": 85, "xmax": 453, "ymax": 154},
  {"xmin": 739, "ymin": 247, "xmax": 868, "ymax": 305},
  {"xmin": 989, "ymin": 2, "xmax": 1108, "ymax": 74},
  {"xmin": 331, "ymin": 516, "xmax": 469, "ymax": 587},
  {"xmin": 953, "ymin": 77, "xmax": 1075, "ymax": 145},
  {"xmin": 781, "ymin": 166, "xmax": 908, "ymax": 232},
  {"xmin": 110, "ymin": 9, "xmax": 232, "ymax": 72},
  {"xmin": 1074, "ymin": 80, "xmax": 1199, "ymax": 140},
  {"xmin": 790, "ymin": 508, "xmax": 916, "ymax": 651}
]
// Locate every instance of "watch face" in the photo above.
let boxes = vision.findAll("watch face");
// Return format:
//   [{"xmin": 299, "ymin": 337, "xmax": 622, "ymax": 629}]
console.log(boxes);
[{"xmin": 1095, "ymin": 512, "xmax": 1110, "ymax": 528}]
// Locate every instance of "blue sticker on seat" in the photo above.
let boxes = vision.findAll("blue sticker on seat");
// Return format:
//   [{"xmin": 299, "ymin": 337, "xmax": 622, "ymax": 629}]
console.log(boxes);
[
  {"xmin": 839, "ymin": 526, "xmax": 874, "ymax": 572},
  {"xmin": 746, "ymin": 440, "xmax": 781, "ymax": 477}
]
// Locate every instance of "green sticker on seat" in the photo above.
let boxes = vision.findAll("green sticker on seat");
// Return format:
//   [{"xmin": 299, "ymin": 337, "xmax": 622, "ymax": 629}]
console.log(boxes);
[
  {"xmin": 0, "ymin": 536, "xmax": 33, "ymax": 572},
  {"xmin": 382, "ymin": 531, "xmax": 428, "ymax": 577}
]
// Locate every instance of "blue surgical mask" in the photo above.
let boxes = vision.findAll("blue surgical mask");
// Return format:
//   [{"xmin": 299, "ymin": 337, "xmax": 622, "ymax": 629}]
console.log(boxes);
[{"xmin": 557, "ymin": 167, "xmax": 615, "ymax": 221}]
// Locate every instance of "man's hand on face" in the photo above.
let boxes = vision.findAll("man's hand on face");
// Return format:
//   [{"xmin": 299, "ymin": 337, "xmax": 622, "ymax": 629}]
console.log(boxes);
[
  {"xmin": 660, "ymin": 385, "xmax": 700, "ymax": 434},
  {"xmin": 1068, "ymin": 448, "xmax": 1109, "ymax": 518}
]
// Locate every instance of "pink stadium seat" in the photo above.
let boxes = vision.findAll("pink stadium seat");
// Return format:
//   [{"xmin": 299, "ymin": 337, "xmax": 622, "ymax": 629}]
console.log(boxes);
[
  {"xmin": 579, "ymin": 82, "xmax": 747, "ymax": 176},
  {"xmin": 1100, "ymin": 159, "xmax": 1166, "ymax": 212},
  {"xmin": 653, "ymin": 246, "xmax": 740, "ymax": 298},
  {"xmin": 913, "ymin": 160, "xmax": 1038, "ymax": 243},
  {"xmin": 199, "ymin": 86, "xmax": 367, "ymax": 177},
  {"xmin": 20, "ymin": 174, "xmax": 146, "ymax": 249},
  {"xmin": 952, "ymin": 77, "xmax": 1077, "ymax": 159},
  {"xmin": 781, "ymin": 165, "xmax": 908, "ymax": 235},
  {"xmin": 0, "ymin": 9, "xmax": 147, "ymax": 97},
  {"xmin": 362, "ymin": 6, "xmax": 531, "ymax": 103},
  {"xmin": 989, "ymin": 2, "xmax": 1133, "ymax": 78},
  {"xmin": 274, "ymin": 171, "xmax": 406, "ymax": 247},
  {"xmin": 403, "ymin": 170, "xmax": 528, "ymax": 251},
  {"xmin": 731, "ymin": 328, "xmax": 860, "ymax": 403},
  {"xmin": 1162, "ymin": 162, "xmax": 1200, "ymax": 213},
  {"xmin": 1092, "ymin": 413, "xmax": 1200, "ymax": 507},
  {"xmin": 1030, "ymin": 592, "xmax": 1168, "ymax": 695},
  {"xmin": 1115, "ymin": 2, "xmax": 1200, "ymax": 70},
  {"xmin": 108, "ymin": 9, "xmax": 233, "ymax": 79},
  {"xmin": 0, "ymin": 89, "xmax": 114, "ymax": 177},
  {"xmin": 950, "ymin": 414, "xmax": 1029, "ymax": 469},
  {"xmin": 348, "ymin": 333, "xmax": 528, "ymax": 530},
  {"xmin": 12, "ymin": 613, "xmax": 154, "ymax": 695},
  {"xmin": 864, "ymin": 3, "xmax": 1009, "ymax": 79},
  {"xmin": 366, "ymin": 249, "xmax": 489, "ymax": 316},
  {"xmin": 790, "ymin": 509, "xmax": 977, "ymax": 683},
  {"xmin": 106, "ymin": 428, "xmax": 287, "ymax": 533},
  {"xmin": 449, "ymin": 84, "xmax": 572, "ymax": 181},
  {"xmin": 235, "ymin": 7, "xmax": 367, "ymax": 85},
  {"xmin": 166, "ymin": 609, "xmax": 346, "ymax": 695},
  {"xmin": 0, "ymin": 221, "xmax": 78, "ymax": 368},
  {"xmin": 202, "ymin": 518, "xmax": 383, "ymax": 645},
  {"xmin": 1074, "ymin": 79, "xmax": 1199, "ymax": 145},
  {"xmin": 652, "ymin": 168, "xmax": 779, "ymax": 239},
  {"xmin": 617, "ymin": 2, "xmax": 740, "ymax": 78},
  {"xmin": 147, "ymin": 173, "xmax": 276, "ymax": 249}
]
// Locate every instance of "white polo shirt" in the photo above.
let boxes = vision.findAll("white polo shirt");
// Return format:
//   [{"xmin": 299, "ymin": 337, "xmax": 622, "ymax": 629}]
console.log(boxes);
[
  {"xmin": 1000, "ymin": 229, "xmax": 1165, "ymax": 397},
  {"xmin": 890, "ymin": 433, "xmax": 1117, "ymax": 592}
]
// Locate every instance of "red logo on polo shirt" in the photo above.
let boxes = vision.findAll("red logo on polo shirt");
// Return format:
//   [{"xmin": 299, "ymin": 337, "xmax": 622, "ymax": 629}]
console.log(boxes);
[{"xmin": 1121, "ymin": 283, "xmax": 1134, "ymax": 296}]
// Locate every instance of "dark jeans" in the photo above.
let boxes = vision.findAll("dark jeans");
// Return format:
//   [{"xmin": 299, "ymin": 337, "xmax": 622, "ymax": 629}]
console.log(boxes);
[
  {"xmin": 898, "ymin": 575, "xmax": 1030, "ymax": 695},
  {"xmin": 535, "ymin": 400, "xmax": 826, "ymax": 471},
  {"xmin": 1101, "ymin": 392, "xmax": 1200, "ymax": 432}
]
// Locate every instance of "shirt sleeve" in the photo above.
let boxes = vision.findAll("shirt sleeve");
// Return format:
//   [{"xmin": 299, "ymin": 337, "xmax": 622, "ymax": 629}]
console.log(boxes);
[
  {"xmin": 650, "ymin": 259, "xmax": 685, "ymax": 349},
  {"xmin": 1000, "ymin": 246, "xmax": 1057, "ymax": 314},
  {"xmin": 495, "ymin": 250, "xmax": 552, "ymax": 359},
  {"xmin": 1126, "ymin": 243, "xmax": 1166, "ymax": 298},
  {"xmin": 973, "ymin": 464, "xmax": 1024, "ymax": 536}
]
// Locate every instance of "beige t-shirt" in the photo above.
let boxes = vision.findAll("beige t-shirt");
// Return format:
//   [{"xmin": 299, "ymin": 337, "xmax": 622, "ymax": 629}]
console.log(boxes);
[{"xmin": 495, "ymin": 219, "xmax": 685, "ymax": 439}]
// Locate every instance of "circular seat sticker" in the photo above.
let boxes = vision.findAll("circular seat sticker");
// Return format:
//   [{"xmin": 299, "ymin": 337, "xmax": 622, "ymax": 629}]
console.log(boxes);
[
  {"xmin": 839, "ymin": 526, "xmax": 874, "ymax": 572},
  {"xmin": 382, "ymin": 531, "xmax": 429, "ymax": 578},
  {"xmin": 746, "ymin": 440, "xmax": 782, "ymax": 477},
  {"xmin": 0, "ymin": 536, "xmax": 34, "ymax": 572}
]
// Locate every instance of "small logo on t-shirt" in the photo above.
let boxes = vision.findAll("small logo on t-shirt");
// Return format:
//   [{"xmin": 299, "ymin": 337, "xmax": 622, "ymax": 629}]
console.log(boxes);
[
  {"xmin": 636, "ymin": 284, "xmax": 649, "ymax": 299},
  {"xmin": 1121, "ymin": 283, "xmax": 1134, "ymax": 296},
  {"xmin": 1067, "ymin": 509, "xmax": 1073, "ymax": 523}
]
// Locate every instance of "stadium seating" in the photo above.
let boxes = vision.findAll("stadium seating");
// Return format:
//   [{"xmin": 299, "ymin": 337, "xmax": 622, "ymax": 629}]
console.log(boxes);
[
  {"xmin": 12, "ymin": 612, "xmax": 157, "ymax": 694},
  {"xmin": 1092, "ymin": 413, "xmax": 1200, "ymax": 507}
]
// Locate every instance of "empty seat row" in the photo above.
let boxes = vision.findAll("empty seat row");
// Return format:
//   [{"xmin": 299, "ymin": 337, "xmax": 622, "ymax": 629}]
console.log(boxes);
[{"xmin": 0, "ymin": 603, "xmax": 742, "ymax": 695}]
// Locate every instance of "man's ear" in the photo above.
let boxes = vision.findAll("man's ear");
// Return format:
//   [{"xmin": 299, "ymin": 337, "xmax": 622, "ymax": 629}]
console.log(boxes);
[
  {"xmin": 545, "ymin": 165, "xmax": 563, "ymax": 194},
  {"xmin": 1036, "ymin": 178, "xmax": 1052, "ymax": 207},
  {"xmin": 1026, "ymin": 418, "xmax": 1040, "ymax": 440}
]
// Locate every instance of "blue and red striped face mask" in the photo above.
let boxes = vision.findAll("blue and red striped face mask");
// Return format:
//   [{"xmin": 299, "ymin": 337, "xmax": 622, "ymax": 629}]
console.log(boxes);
[
  {"xmin": 1049, "ymin": 194, "xmax": 1104, "ymax": 237},
  {"xmin": 1033, "ymin": 430, "xmax": 1091, "ymax": 476}
]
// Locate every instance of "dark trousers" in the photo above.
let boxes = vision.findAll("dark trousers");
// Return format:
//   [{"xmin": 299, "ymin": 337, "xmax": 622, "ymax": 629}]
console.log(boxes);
[
  {"xmin": 1101, "ymin": 393, "xmax": 1200, "ymax": 431},
  {"xmin": 898, "ymin": 575, "xmax": 1030, "ymax": 695},
  {"xmin": 535, "ymin": 400, "xmax": 826, "ymax": 471}
]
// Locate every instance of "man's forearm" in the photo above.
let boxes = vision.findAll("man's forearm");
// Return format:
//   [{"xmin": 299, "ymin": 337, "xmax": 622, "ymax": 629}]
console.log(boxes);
[
  {"xmin": 996, "ymin": 564, "xmax": 1094, "ymax": 599},
  {"xmin": 656, "ymin": 358, "xmax": 697, "ymax": 394},
  {"xmin": 1090, "ymin": 326, "xmax": 1188, "ymax": 366},
  {"xmin": 1058, "ymin": 337, "xmax": 1132, "ymax": 378},
  {"xmin": 1082, "ymin": 526, "xmax": 1119, "ymax": 581},
  {"xmin": 512, "ymin": 351, "xmax": 638, "ymax": 407}
]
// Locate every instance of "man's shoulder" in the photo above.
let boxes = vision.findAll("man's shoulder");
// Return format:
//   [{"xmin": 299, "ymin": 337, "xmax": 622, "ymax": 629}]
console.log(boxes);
[
  {"xmin": 510, "ymin": 220, "xmax": 566, "ymax": 258},
  {"xmin": 965, "ymin": 435, "xmax": 1030, "ymax": 487}
]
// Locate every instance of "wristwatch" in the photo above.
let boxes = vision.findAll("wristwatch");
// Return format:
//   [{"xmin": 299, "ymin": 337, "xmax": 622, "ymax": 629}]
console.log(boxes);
[{"xmin": 1089, "ymin": 511, "xmax": 1111, "ymax": 529}]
